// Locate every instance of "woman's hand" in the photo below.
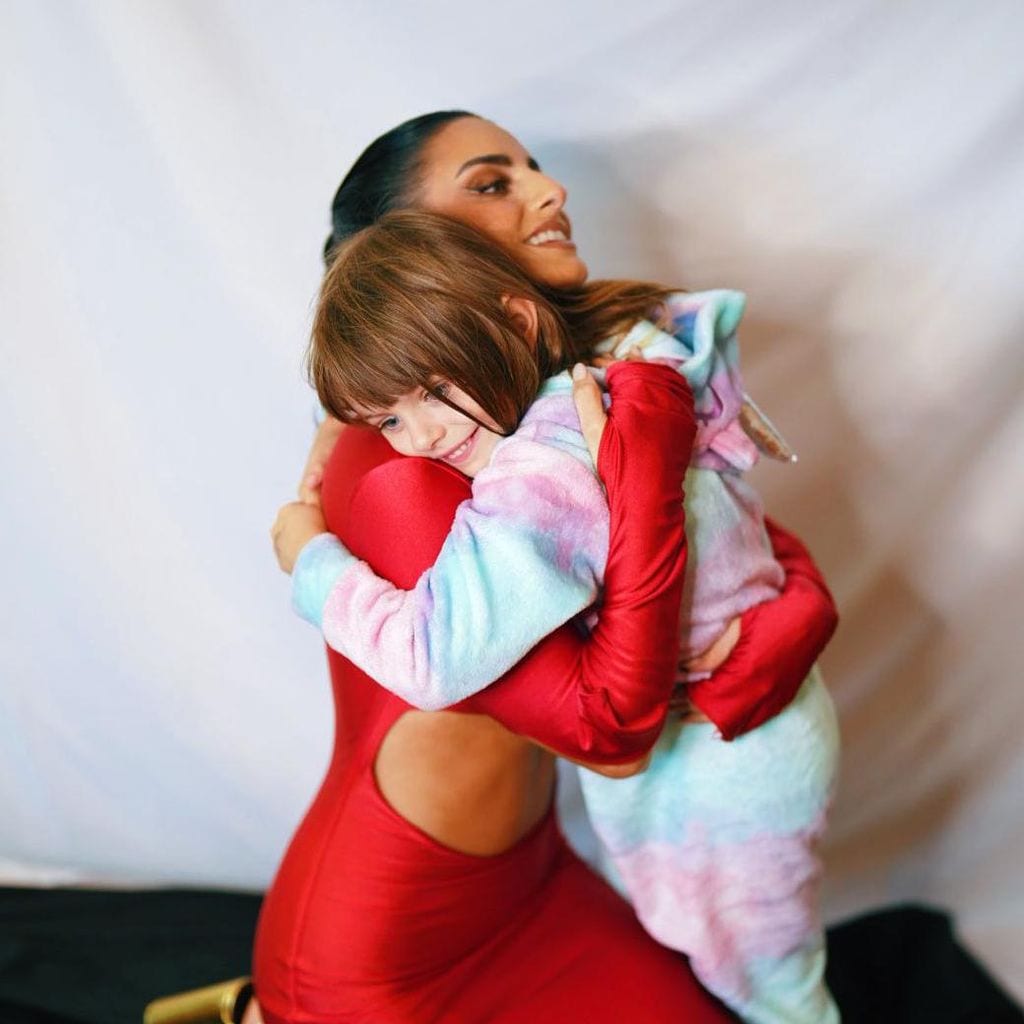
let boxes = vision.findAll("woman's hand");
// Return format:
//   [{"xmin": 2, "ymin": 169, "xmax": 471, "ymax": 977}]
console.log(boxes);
[
  {"xmin": 271, "ymin": 500, "xmax": 327, "ymax": 574},
  {"xmin": 298, "ymin": 416, "xmax": 346, "ymax": 505},
  {"xmin": 686, "ymin": 519, "xmax": 839, "ymax": 740},
  {"xmin": 682, "ymin": 617, "xmax": 741, "ymax": 675},
  {"xmin": 670, "ymin": 616, "xmax": 741, "ymax": 725}
]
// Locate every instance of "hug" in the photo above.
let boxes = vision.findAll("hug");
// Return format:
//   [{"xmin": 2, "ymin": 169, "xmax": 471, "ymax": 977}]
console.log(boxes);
[{"xmin": 259, "ymin": 110, "xmax": 839, "ymax": 1024}]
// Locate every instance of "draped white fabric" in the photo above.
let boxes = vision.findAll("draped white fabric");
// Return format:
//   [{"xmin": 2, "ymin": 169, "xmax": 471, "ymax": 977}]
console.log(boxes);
[{"xmin": 2, "ymin": 0, "xmax": 1022, "ymax": 999}]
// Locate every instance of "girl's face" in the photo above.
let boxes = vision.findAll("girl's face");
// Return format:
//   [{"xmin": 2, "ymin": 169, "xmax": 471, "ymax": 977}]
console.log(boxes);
[
  {"xmin": 417, "ymin": 118, "xmax": 588, "ymax": 289},
  {"xmin": 360, "ymin": 382, "xmax": 502, "ymax": 478}
]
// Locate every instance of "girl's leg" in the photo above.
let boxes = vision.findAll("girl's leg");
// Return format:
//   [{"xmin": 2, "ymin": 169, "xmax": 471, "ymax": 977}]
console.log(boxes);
[{"xmin": 580, "ymin": 669, "xmax": 841, "ymax": 1024}]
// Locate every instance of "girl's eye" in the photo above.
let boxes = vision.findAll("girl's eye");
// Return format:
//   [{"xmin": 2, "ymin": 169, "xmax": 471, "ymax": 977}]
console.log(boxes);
[
  {"xmin": 471, "ymin": 177, "xmax": 509, "ymax": 195},
  {"xmin": 378, "ymin": 415, "xmax": 400, "ymax": 433},
  {"xmin": 425, "ymin": 381, "xmax": 451, "ymax": 402}
]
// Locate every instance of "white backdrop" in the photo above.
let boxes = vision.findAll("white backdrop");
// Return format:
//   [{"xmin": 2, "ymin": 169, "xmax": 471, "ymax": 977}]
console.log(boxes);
[{"xmin": 2, "ymin": 0, "xmax": 1022, "ymax": 1000}]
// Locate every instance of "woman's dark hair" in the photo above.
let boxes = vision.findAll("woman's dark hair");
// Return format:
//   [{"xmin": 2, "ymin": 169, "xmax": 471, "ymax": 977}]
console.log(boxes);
[{"xmin": 323, "ymin": 110, "xmax": 475, "ymax": 264}]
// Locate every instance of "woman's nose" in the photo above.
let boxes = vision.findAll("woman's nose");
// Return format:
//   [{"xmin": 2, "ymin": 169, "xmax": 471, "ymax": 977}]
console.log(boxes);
[{"xmin": 531, "ymin": 171, "xmax": 568, "ymax": 213}]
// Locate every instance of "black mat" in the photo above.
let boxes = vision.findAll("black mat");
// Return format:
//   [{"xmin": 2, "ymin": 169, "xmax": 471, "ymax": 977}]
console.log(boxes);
[
  {"xmin": 0, "ymin": 888, "xmax": 258, "ymax": 1024},
  {"xmin": 0, "ymin": 888, "xmax": 1019, "ymax": 1023}
]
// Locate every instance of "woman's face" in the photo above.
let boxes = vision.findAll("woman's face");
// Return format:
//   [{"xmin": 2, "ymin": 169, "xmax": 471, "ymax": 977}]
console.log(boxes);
[{"xmin": 416, "ymin": 118, "xmax": 588, "ymax": 289}]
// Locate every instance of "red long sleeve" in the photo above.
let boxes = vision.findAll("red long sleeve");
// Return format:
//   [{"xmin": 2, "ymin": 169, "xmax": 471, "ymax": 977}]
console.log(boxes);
[
  {"xmin": 687, "ymin": 516, "xmax": 839, "ymax": 739},
  {"xmin": 341, "ymin": 362, "xmax": 695, "ymax": 764}
]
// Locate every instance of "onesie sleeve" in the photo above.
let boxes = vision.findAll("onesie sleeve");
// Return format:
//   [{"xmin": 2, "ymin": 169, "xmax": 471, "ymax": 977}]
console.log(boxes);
[
  {"xmin": 292, "ymin": 412, "xmax": 608, "ymax": 711},
  {"xmin": 686, "ymin": 517, "xmax": 839, "ymax": 739},
  {"xmin": 342, "ymin": 361, "xmax": 695, "ymax": 763}
]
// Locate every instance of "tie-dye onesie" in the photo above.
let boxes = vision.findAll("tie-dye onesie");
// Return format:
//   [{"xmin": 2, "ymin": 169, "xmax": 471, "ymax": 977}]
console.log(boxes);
[{"xmin": 292, "ymin": 290, "xmax": 840, "ymax": 1024}]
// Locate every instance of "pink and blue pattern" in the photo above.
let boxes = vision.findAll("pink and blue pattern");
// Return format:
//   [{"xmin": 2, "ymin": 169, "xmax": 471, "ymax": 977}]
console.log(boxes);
[
  {"xmin": 292, "ymin": 380, "xmax": 610, "ymax": 709},
  {"xmin": 580, "ymin": 669, "xmax": 840, "ymax": 1024}
]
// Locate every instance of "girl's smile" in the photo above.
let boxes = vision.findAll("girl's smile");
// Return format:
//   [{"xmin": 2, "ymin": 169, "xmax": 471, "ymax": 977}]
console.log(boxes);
[{"xmin": 437, "ymin": 425, "xmax": 484, "ymax": 468}]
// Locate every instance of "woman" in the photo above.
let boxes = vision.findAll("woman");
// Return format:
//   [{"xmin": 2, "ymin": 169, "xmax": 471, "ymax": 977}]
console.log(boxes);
[{"xmin": 252, "ymin": 112, "xmax": 836, "ymax": 1023}]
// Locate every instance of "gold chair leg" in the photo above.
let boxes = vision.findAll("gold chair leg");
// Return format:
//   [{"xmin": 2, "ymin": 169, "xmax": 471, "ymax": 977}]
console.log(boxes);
[{"xmin": 143, "ymin": 976, "xmax": 252, "ymax": 1024}]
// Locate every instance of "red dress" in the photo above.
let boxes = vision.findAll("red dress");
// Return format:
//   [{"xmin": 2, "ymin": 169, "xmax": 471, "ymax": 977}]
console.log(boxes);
[{"xmin": 252, "ymin": 365, "xmax": 834, "ymax": 1022}]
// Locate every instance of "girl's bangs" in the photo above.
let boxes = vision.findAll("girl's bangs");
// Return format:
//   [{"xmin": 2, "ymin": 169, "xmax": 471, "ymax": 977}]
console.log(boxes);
[{"xmin": 326, "ymin": 327, "xmax": 473, "ymax": 423}]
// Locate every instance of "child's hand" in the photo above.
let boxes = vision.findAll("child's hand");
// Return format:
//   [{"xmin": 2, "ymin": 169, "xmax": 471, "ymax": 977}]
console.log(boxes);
[
  {"xmin": 572, "ymin": 363, "xmax": 607, "ymax": 465},
  {"xmin": 590, "ymin": 345, "xmax": 644, "ymax": 369},
  {"xmin": 298, "ymin": 416, "xmax": 346, "ymax": 505},
  {"xmin": 271, "ymin": 501, "xmax": 327, "ymax": 574}
]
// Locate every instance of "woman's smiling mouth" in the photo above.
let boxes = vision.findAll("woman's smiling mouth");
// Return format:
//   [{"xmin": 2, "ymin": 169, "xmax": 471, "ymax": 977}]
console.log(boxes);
[
  {"xmin": 526, "ymin": 217, "xmax": 575, "ymax": 247},
  {"xmin": 527, "ymin": 228, "xmax": 573, "ymax": 245}
]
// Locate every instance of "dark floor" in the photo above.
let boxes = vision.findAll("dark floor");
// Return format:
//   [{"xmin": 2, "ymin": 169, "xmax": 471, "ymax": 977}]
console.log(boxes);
[{"xmin": 0, "ymin": 888, "xmax": 1019, "ymax": 1023}]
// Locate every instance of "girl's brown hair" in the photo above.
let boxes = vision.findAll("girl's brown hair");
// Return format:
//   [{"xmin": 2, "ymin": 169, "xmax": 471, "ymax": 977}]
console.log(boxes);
[{"xmin": 309, "ymin": 210, "xmax": 677, "ymax": 434}]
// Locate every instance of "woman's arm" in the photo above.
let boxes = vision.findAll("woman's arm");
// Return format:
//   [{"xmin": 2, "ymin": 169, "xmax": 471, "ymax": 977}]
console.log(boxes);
[
  {"xmin": 612, "ymin": 290, "xmax": 839, "ymax": 739},
  {"xmin": 336, "ymin": 362, "xmax": 695, "ymax": 764},
  {"xmin": 686, "ymin": 518, "xmax": 839, "ymax": 739}
]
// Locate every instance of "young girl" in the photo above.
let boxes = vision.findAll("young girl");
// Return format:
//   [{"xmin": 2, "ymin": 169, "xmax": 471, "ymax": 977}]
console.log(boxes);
[{"xmin": 273, "ymin": 210, "xmax": 840, "ymax": 1024}]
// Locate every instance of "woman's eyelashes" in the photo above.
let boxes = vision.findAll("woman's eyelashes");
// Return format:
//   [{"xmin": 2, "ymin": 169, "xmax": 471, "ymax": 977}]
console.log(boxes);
[
  {"xmin": 469, "ymin": 176, "xmax": 509, "ymax": 196},
  {"xmin": 378, "ymin": 414, "xmax": 400, "ymax": 433}
]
